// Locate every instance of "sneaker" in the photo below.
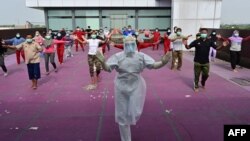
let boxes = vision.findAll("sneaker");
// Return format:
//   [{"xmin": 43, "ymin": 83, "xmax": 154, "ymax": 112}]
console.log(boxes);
[
  {"xmin": 54, "ymin": 68, "xmax": 58, "ymax": 73},
  {"xmin": 45, "ymin": 72, "xmax": 50, "ymax": 75},
  {"xmin": 4, "ymin": 72, "xmax": 8, "ymax": 77}
]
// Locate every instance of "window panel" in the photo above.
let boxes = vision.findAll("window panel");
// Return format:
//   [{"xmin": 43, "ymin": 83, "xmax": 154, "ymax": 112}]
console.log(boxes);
[
  {"xmin": 48, "ymin": 10, "xmax": 72, "ymax": 17},
  {"xmin": 138, "ymin": 10, "xmax": 171, "ymax": 16},
  {"xmin": 138, "ymin": 18, "xmax": 171, "ymax": 30},
  {"xmin": 48, "ymin": 18, "xmax": 73, "ymax": 30},
  {"xmin": 75, "ymin": 10, "xmax": 99, "ymax": 16},
  {"xmin": 76, "ymin": 18, "xmax": 100, "ymax": 30}
]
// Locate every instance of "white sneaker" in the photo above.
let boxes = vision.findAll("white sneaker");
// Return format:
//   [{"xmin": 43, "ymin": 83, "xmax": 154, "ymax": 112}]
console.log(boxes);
[{"xmin": 4, "ymin": 72, "xmax": 8, "ymax": 77}]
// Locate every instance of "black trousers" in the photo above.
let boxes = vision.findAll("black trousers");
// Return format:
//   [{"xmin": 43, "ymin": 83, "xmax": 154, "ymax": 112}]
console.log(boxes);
[
  {"xmin": 0, "ymin": 55, "xmax": 7, "ymax": 73},
  {"xmin": 230, "ymin": 51, "xmax": 241, "ymax": 69}
]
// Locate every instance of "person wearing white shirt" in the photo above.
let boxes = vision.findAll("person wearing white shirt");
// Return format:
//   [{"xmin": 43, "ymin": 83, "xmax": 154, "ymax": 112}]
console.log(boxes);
[
  {"xmin": 76, "ymin": 31, "xmax": 109, "ymax": 90},
  {"xmin": 169, "ymin": 28, "xmax": 191, "ymax": 70}
]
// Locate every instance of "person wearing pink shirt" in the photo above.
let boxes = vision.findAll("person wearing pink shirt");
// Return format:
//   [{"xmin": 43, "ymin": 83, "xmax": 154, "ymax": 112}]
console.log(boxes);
[
  {"xmin": 33, "ymin": 31, "xmax": 45, "ymax": 45},
  {"xmin": 42, "ymin": 33, "xmax": 68, "ymax": 75}
]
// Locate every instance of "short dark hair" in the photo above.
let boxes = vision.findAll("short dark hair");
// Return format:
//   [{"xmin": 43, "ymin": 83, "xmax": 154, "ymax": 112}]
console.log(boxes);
[
  {"xmin": 196, "ymin": 33, "xmax": 201, "ymax": 37},
  {"xmin": 199, "ymin": 28, "xmax": 208, "ymax": 32},
  {"xmin": 176, "ymin": 28, "xmax": 182, "ymax": 32},
  {"xmin": 26, "ymin": 34, "xmax": 33, "ymax": 38}
]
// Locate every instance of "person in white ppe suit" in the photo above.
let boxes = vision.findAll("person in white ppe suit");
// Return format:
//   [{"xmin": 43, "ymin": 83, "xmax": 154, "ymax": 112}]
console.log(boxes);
[{"xmin": 96, "ymin": 35, "xmax": 171, "ymax": 141}]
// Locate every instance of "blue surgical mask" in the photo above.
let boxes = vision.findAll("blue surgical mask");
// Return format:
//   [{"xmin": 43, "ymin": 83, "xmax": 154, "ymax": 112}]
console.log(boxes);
[
  {"xmin": 200, "ymin": 33, "xmax": 207, "ymax": 39},
  {"xmin": 26, "ymin": 39, "xmax": 33, "ymax": 43}
]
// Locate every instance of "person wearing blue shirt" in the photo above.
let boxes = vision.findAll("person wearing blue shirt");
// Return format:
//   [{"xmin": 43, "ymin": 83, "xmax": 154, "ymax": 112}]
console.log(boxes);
[
  {"xmin": 4, "ymin": 33, "xmax": 26, "ymax": 64},
  {"xmin": 123, "ymin": 25, "xmax": 135, "ymax": 36}
]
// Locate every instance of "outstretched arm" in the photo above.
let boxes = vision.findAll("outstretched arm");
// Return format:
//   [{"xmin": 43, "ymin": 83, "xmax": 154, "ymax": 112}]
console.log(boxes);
[
  {"xmin": 153, "ymin": 52, "xmax": 171, "ymax": 69},
  {"xmin": 96, "ymin": 50, "xmax": 112, "ymax": 72},
  {"xmin": 243, "ymin": 36, "xmax": 250, "ymax": 41},
  {"xmin": 183, "ymin": 34, "xmax": 192, "ymax": 40},
  {"xmin": 5, "ymin": 45, "xmax": 18, "ymax": 50},
  {"xmin": 216, "ymin": 41, "xmax": 229, "ymax": 50},
  {"xmin": 74, "ymin": 35, "xmax": 88, "ymax": 44}
]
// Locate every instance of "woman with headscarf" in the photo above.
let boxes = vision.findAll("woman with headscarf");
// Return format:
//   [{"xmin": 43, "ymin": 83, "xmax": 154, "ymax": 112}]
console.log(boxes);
[
  {"xmin": 220, "ymin": 30, "xmax": 250, "ymax": 72},
  {"xmin": 42, "ymin": 33, "xmax": 69, "ymax": 75},
  {"xmin": 96, "ymin": 35, "xmax": 171, "ymax": 141},
  {"xmin": 33, "ymin": 31, "xmax": 45, "ymax": 45}
]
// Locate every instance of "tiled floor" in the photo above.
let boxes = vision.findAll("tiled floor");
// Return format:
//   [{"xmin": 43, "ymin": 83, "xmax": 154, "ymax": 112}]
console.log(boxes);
[{"xmin": 0, "ymin": 45, "xmax": 250, "ymax": 141}]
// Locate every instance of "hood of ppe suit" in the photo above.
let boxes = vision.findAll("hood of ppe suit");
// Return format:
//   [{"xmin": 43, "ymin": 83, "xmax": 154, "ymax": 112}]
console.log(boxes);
[{"xmin": 123, "ymin": 36, "xmax": 137, "ymax": 55}]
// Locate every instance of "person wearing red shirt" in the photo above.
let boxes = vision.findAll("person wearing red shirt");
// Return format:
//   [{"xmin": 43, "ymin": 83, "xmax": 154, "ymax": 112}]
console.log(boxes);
[
  {"xmin": 73, "ymin": 27, "xmax": 85, "ymax": 52},
  {"xmin": 163, "ymin": 28, "xmax": 171, "ymax": 54},
  {"xmin": 152, "ymin": 28, "xmax": 161, "ymax": 50}
]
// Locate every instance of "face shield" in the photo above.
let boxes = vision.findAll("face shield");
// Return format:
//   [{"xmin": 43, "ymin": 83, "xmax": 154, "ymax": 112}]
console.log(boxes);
[{"xmin": 123, "ymin": 41, "xmax": 137, "ymax": 54}]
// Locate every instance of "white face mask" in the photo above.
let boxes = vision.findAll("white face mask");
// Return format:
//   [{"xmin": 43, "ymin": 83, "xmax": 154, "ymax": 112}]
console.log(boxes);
[
  {"xmin": 45, "ymin": 35, "xmax": 51, "ymax": 39},
  {"xmin": 26, "ymin": 39, "xmax": 33, "ymax": 43},
  {"xmin": 234, "ymin": 33, "xmax": 239, "ymax": 37}
]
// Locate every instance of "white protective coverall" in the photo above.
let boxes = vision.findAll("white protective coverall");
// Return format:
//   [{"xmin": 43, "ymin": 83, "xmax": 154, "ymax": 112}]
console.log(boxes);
[{"xmin": 97, "ymin": 36, "xmax": 170, "ymax": 141}]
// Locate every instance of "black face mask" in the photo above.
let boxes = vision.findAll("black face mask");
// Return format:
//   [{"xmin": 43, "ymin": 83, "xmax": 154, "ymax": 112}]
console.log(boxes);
[{"xmin": 167, "ymin": 32, "xmax": 171, "ymax": 36}]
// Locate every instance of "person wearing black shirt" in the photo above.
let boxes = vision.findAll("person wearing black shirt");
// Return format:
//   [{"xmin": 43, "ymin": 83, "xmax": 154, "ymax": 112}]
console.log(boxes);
[
  {"xmin": 0, "ymin": 38, "xmax": 8, "ymax": 76},
  {"xmin": 86, "ymin": 26, "xmax": 92, "ymax": 39},
  {"xmin": 184, "ymin": 28, "xmax": 220, "ymax": 92}
]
